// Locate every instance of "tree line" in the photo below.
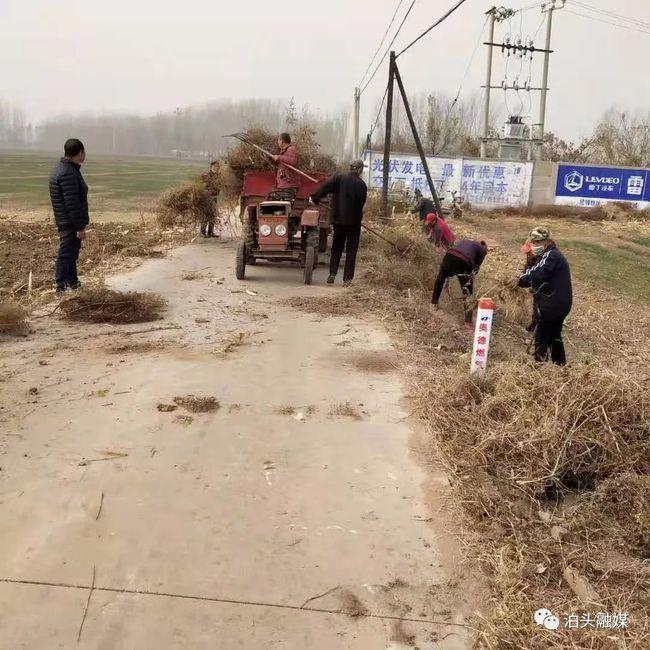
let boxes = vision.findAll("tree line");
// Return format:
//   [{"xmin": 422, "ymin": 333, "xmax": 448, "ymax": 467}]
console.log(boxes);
[{"xmin": 1, "ymin": 94, "xmax": 649, "ymax": 169}]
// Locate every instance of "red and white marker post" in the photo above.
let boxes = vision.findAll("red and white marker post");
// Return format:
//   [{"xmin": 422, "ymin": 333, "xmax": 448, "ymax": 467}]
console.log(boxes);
[{"xmin": 470, "ymin": 297, "xmax": 495, "ymax": 375}]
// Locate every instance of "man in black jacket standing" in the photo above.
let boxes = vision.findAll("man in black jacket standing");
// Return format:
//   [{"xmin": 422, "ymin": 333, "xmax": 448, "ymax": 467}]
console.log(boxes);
[
  {"xmin": 516, "ymin": 226, "xmax": 572, "ymax": 365},
  {"xmin": 311, "ymin": 160, "xmax": 367, "ymax": 286},
  {"xmin": 49, "ymin": 139, "xmax": 89, "ymax": 294}
]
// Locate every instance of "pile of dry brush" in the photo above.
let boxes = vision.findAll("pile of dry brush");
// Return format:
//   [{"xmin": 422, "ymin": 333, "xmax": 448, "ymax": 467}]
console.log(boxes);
[
  {"xmin": 155, "ymin": 126, "xmax": 338, "ymax": 227},
  {"xmin": 0, "ymin": 302, "xmax": 29, "ymax": 336},
  {"xmin": 60, "ymin": 286, "xmax": 166, "ymax": 324},
  {"xmin": 288, "ymin": 212, "xmax": 650, "ymax": 648},
  {"xmin": 423, "ymin": 361, "xmax": 650, "ymax": 649}
]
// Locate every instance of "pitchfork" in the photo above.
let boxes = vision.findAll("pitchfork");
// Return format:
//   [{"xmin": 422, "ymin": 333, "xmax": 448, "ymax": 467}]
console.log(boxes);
[{"xmin": 224, "ymin": 132, "xmax": 412, "ymax": 257}]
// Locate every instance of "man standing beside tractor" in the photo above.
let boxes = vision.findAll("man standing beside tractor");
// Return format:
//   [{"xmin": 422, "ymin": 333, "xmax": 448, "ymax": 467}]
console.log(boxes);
[{"xmin": 310, "ymin": 160, "xmax": 368, "ymax": 286}]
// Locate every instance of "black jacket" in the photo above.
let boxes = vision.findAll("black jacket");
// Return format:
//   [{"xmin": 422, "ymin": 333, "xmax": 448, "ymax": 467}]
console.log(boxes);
[
  {"xmin": 311, "ymin": 173, "xmax": 367, "ymax": 227},
  {"xmin": 415, "ymin": 197, "xmax": 436, "ymax": 221},
  {"xmin": 49, "ymin": 158, "xmax": 89, "ymax": 231},
  {"xmin": 448, "ymin": 239, "xmax": 487, "ymax": 272},
  {"xmin": 518, "ymin": 243, "xmax": 572, "ymax": 321}
]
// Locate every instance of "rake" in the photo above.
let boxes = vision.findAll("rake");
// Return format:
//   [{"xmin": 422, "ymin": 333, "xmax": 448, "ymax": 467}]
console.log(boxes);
[
  {"xmin": 224, "ymin": 132, "xmax": 319, "ymax": 183},
  {"xmin": 225, "ymin": 133, "xmax": 411, "ymax": 257}
]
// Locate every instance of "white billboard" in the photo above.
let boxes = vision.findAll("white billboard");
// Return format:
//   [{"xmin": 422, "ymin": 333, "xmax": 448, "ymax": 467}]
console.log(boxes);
[{"xmin": 362, "ymin": 150, "xmax": 533, "ymax": 208}]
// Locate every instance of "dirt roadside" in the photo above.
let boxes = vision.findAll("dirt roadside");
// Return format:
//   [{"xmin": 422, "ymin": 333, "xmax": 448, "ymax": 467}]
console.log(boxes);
[{"xmin": 0, "ymin": 240, "xmax": 482, "ymax": 649}]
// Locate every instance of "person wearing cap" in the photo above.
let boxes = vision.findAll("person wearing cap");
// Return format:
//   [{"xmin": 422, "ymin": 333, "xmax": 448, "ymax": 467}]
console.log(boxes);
[
  {"xmin": 310, "ymin": 160, "xmax": 368, "ymax": 286},
  {"xmin": 424, "ymin": 212, "xmax": 455, "ymax": 249},
  {"xmin": 430, "ymin": 239, "xmax": 488, "ymax": 326},
  {"xmin": 516, "ymin": 227, "xmax": 573, "ymax": 365},
  {"xmin": 412, "ymin": 188, "xmax": 438, "ymax": 223}
]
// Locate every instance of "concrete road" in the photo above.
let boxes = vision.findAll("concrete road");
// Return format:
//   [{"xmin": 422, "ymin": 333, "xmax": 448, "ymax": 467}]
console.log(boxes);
[{"xmin": 0, "ymin": 241, "xmax": 477, "ymax": 649}]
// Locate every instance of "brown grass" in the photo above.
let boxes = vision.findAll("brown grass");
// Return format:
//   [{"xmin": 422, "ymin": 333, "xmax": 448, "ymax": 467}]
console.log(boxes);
[
  {"xmin": 275, "ymin": 405, "xmax": 297, "ymax": 416},
  {"xmin": 337, "ymin": 589, "xmax": 369, "ymax": 617},
  {"xmin": 288, "ymin": 210, "xmax": 650, "ymax": 648},
  {"xmin": 156, "ymin": 179, "xmax": 218, "ymax": 228},
  {"xmin": 157, "ymin": 403, "xmax": 178, "ymax": 413},
  {"xmin": 347, "ymin": 351, "xmax": 397, "ymax": 374},
  {"xmin": 0, "ymin": 221, "xmax": 185, "ymax": 301},
  {"xmin": 181, "ymin": 271, "xmax": 202, "ymax": 281},
  {"xmin": 0, "ymin": 302, "xmax": 29, "ymax": 336},
  {"xmin": 60, "ymin": 286, "xmax": 166, "ymax": 324},
  {"xmin": 329, "ymin": 401, "xmax": 364, "ymax": 421},
  {"xmin": 173, "ymin": 395, "xmax": 220, "ymax": 413},
  {"xmin": 106, "ymin": 341, "xmax": 173, "ymax": 354}
]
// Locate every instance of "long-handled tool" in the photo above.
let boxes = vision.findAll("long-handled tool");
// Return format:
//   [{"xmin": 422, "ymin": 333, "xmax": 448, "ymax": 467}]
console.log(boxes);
[
  {"xmin": 361, "ymin": 223, "xmax": 413, "ymax": 258},
  {"xmin": 226, "ymin": 133, "xmax": 412, "ymax": 257},
  {"xmin": 224, "ymin": 132, "xmax": 319, "ymax": 184}
]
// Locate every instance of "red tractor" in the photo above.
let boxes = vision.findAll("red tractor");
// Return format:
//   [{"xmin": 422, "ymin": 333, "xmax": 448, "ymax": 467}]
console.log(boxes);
[{"xmin": 235, "ymin": 171, "xmax": 330, "ymax": 284}]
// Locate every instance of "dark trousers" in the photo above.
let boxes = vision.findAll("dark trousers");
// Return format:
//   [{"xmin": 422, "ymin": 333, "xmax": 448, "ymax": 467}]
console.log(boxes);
[
  {"xmin": 330, "ymin": 223, "xmax": 361, "ymax": 282},
  {"xmin": 55, "ymin": 227, "xmax": 82, "ymax": 292},
  {"xmin": 534, "ymin": 316, "xmax": 567, "ymax": 365},
  {"xmin": 200, "ymin": 220, "xmax": 215, "ymax": 237},
  {"xmin": 431, "ymin": 253, "xmax": 474, "ymax": 322}
]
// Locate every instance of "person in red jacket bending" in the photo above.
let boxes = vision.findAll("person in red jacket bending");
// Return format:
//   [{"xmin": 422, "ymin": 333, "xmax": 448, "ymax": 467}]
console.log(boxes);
[
  {"xmin": 272, "ymin": 133, "xmax": 300, "ymax": 196},
  {"xmin": 424, "ymin": 212, "xmax": 455, "ymax": 249}
]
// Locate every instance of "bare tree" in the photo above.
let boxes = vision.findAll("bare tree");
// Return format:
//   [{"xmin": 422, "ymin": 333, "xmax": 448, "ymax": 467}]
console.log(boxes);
[{"xmin": 589, "ymin": 109, "xmax": 650, "ymax": 167}]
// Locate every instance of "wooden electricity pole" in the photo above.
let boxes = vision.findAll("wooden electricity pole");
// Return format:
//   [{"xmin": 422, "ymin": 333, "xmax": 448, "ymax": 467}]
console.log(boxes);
[
  {"xmin": 393, "ymin": 61, "xmax": 441, "ymax": 215},
  {"xmin": 381, "ymin": 52, "xmax": 396, "ymax": 218}
]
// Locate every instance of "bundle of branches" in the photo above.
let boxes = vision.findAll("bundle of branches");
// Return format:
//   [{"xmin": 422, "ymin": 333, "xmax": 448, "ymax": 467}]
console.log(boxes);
[
  {"xmin": 220, "ymin": 125, "xmax": 337, "ymax": 200},
  {"xmin": 0, "ymin": 302, "xmax": 29, "ymax": 336},
  {"xmin": 60, "ymin": 286, "xmax": 166, "ymax": 324},
  {"xmin": 155, "ymin": 179, "xmax": 218, "ymax": 228}
]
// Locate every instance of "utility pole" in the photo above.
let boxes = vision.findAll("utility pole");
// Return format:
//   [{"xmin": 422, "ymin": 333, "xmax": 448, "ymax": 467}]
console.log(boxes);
[
  {"xmin": 480, "ymin": 7, "xmax": 497, "ymax": 159},
  {"xmin": 537, "ymin": 0, "xmax": 565, "ymax": 159},
  {"xmin": 353, "ymin": 87, "xmax": 361, "ymax": 159},
  {"xmin": 393, "ymin": 62, "xmax": 441, "ymax": 215},
  {"xmin": 381, "ymin": 51, "xmax": 396, "ymax": 218}
]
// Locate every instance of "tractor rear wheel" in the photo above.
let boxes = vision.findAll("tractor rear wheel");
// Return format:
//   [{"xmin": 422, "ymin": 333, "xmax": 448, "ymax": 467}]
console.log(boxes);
[
  {"xmin": 306, "ymin": 227, "xmax": 320, "ymax": 266},
  {"xmin": 303, "ymin": 246, "xmax": 316, "ymax": 285},
  {"xmin": 235, "ymin": 241, "xmax": 246, "ymax": 280}
]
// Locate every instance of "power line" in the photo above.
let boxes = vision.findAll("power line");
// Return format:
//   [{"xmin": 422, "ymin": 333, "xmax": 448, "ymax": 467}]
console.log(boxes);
[
  {"xmin": 368, "ymin": 83, "xmax": 390, "ymax": 144},
  {"xmin": 360, "ymin": 0, "xmax": 418, "ymax": 94},
  {"xmin": 451, "ymin": 16, "xmax": 489, "ymax": 105},
  {"xmin": 565, "ymin": 8, "xmax": 650, "ymax": 36},
  {"xmin": 396, "ymin": 0, "xmax": 470, "ymax": 58},
  {"xmin": 570, "ymin": 0, "xmax": 650, "ymax": 30},
  {"xmin": 358, "ymin": 0, "xmax": 406, "ymax": 87}
]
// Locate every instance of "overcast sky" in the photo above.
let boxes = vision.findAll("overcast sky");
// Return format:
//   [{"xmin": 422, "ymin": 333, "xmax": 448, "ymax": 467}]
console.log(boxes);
[{"xmin": 1, "ymin": 0, "xmax": 648, "ymax": 140}]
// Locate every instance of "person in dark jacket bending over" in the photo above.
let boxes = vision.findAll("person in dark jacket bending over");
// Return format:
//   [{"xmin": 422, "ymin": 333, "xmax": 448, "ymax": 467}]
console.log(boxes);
[
  {"xmin": 311, "ymin": 160, "xmax": 368, "ymax": 286},
  {"xmin": 431, "ymin": 239, "xmax": 488, "ymax": 327},
  {"xmin": 412, "ymin": 188, "xmax": 437, "ymax": 223},
  {"xmin": 49, "ymin": 139, "xmax": 89, "ymax": 294},
  {"xmin": 516, "ymin": 226, "xmax": 572, "ymax": 365}
]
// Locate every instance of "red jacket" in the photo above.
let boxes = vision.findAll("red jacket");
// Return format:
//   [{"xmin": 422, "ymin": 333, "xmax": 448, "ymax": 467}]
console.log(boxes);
[
  {"xmin": 276, "ymin": 144, "xmax": 300, "ymax": 189},
  {"xmin": 425, "ymin": 214, "xmax": 455, "ymax": 248}
]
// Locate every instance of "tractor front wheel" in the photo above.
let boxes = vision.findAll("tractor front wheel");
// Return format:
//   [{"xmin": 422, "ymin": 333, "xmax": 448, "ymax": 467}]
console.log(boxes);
[
  {"xmin": 235, "ymin": 241, "xmax": 246, "ymax": 280},
  {"xmin": 303, "ymin": 246, "xmax": 316, "ymax": 285}
]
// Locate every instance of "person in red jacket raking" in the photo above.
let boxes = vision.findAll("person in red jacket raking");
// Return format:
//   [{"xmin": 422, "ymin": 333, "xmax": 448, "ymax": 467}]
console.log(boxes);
[
  {"xmin": 424, "ymin": 212, "xmax": 455, "ymax": 249},
  {"xmin": 272, "ymin": 133, "xmax": 300, "ymax": 198}
]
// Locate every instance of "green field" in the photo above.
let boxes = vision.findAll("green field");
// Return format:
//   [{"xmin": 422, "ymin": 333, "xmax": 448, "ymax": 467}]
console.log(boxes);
[{"xmin": 0, "ymin": 150, "xmax": 206, "ymax": 215}]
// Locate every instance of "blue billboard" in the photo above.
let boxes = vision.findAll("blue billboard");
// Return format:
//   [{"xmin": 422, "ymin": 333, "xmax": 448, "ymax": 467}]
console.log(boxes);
[{"xmin": 555, "ymin": 164, "xmax": 650, "ymax": 206}]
